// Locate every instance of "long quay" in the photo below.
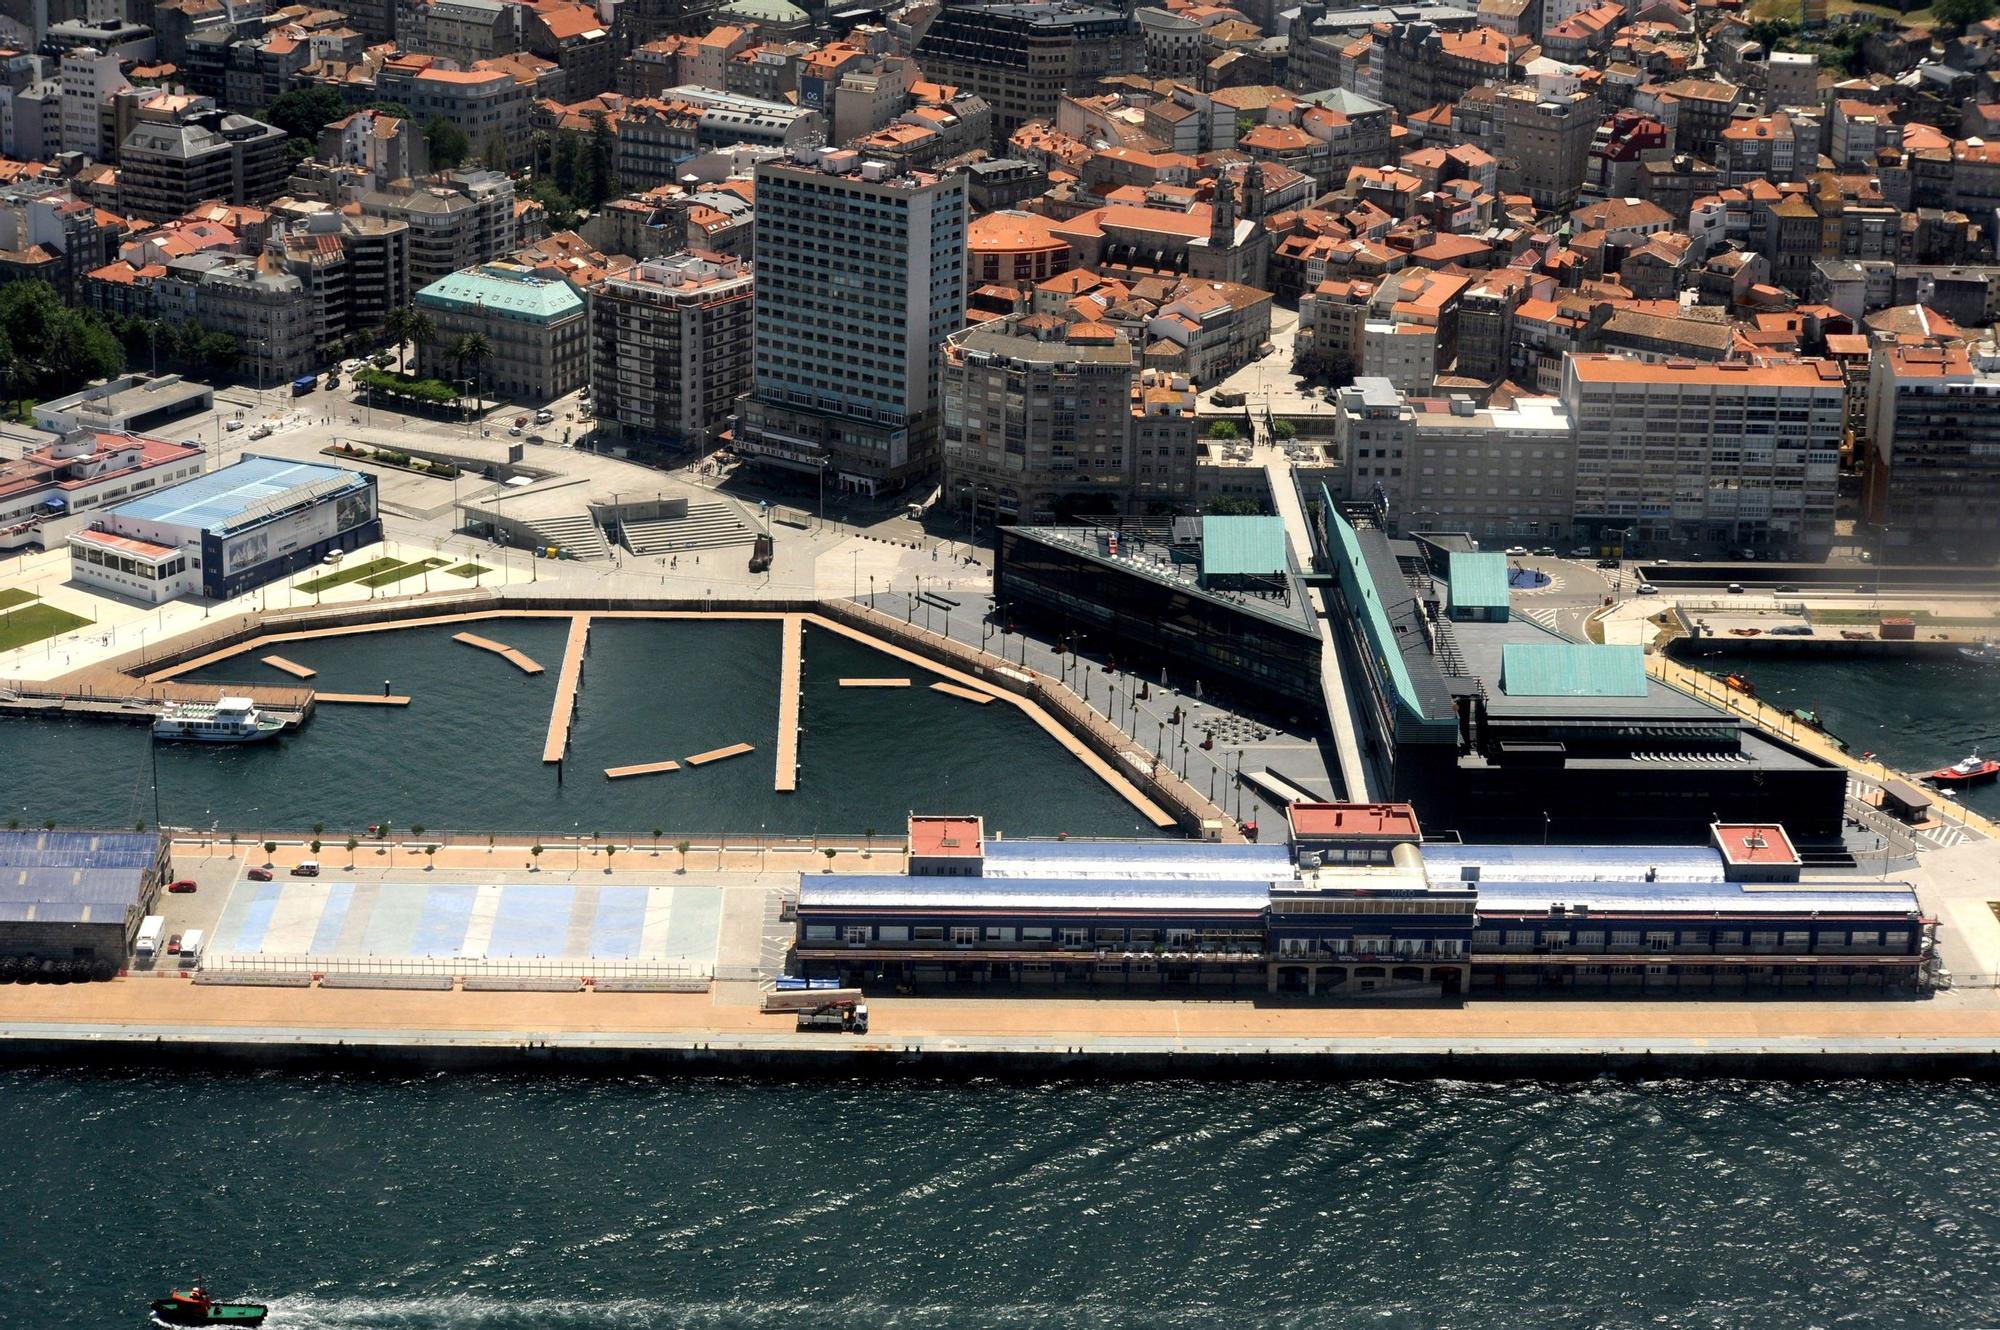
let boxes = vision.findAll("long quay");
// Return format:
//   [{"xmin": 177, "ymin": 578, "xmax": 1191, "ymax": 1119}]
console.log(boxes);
[
  {"xmin": 604, "ymin": 759, "xmax": 681, "ymax": 780},
  {"xmin": 261, "ymin": 655, "xmax": 315, "ymax": 679},
  {"xmin": 542, "ymin": 615, "xmax": 591, "ymax": 764},
  {"xmin": 776, "ymin": 614, "xmax": 802, "ymax": 792},
  {"xmin": 452, "ymin": 632, "xmax": 545, "ymax": 674},
  {"xmin": 687, "ymin": 742, "xmax": 754, "ymax": 766}
]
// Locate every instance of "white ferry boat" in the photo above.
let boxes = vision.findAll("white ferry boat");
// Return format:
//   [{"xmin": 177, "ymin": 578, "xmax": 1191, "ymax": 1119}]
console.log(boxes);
[{"xmin": 151, "ymin": 695, "xmax": 285, "ymax": 743}]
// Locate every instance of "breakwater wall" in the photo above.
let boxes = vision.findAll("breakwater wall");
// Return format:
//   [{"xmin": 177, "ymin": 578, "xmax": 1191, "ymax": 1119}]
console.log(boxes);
[{"xmin": 2, "ymin": 1027, "xmax": 1996, "ymax": 1079}]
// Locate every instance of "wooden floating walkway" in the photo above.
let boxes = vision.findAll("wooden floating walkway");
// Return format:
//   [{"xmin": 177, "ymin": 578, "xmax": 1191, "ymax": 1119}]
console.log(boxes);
[
  {"xmin": 775, "ymin": 614, "xmax": 802, "ymax": 793},
  {"xmin": 839, "ymin": 677, "xmax": 910, "ymax": 688},
  {"xmin": 604, "ymin": 759, "xmax": 681, "ymax": 780},
  {"xmin": 931, "ymin": 681, "xmax": 994, "ymax": 705},
  {"xmin": 453, "ymin": 632, "xmax": 544, "ymax": 675},
  {"xmin": 541, "ymin": 615, "xmax": 591, "ymax": 764},
  {"xmin": 316, "ymin": 692, "xmax": 411, "ymax": 706},
  {"xmin": 687, "ymin": 742, "xmax": 754, "ymax": 767},
  {"xmin": 262, "ymin": 654, "xmax": 315, "ymax": 679}
]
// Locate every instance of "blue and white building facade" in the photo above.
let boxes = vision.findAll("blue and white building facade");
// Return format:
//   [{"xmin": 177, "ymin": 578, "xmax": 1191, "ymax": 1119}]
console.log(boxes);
[
  {"xmin": 794, "ymin": 813, "xmax": 1936, "ymax": 998},
  {"xmin": 68, "ymin": 454, "xmax": 380, "ymax": 603}
]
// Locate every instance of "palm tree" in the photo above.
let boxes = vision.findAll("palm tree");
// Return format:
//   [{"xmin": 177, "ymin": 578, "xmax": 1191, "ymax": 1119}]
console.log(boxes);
[
  {"xmin": 407, "ymin": 310, "xmax": 434, "ymax": 375},
  {"xmin": 453, "ymin": 332, "xmax": 493, "ymax": 415}
]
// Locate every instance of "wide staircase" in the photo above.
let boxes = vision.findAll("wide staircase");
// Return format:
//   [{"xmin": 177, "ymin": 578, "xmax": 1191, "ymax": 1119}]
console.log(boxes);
[
  {"xmin": 521, "ymin": 511, "xmax": 611, "ymax": 561},
  {"xmin": 620, "ymin": 499, "xmax": 757, "ymax": 556}
]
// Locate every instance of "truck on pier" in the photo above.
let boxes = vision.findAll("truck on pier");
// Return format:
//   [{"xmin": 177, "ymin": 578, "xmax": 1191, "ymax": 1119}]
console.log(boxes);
[{"xmin": 796, "ymin": 1001, "xmax": 868, "ymax": 1034}]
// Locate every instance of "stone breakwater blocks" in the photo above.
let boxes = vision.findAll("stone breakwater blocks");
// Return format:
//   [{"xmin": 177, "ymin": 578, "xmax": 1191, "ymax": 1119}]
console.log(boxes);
[
  {"xmin": 192, "ymin": 971, "xmax": 313, "ymax": 987},
  {"xmin": 462, "ymin": 976, "xmax": 584, "ymax": 992},
  {"xmin": 319, "ymin": 973, "xmax": 455, "ymax": 990}
]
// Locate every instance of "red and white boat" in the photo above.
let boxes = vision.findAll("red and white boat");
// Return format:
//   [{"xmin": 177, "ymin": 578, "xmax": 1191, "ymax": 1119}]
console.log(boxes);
[{"xmin": 1928, "ymin": 751, "xmax": 2000, "ymax": 785}]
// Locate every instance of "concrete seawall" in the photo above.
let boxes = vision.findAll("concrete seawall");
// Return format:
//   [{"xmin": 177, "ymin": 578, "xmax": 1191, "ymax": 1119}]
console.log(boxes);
[{"xmin": 2, "ymin": 1026, "xmax": 1997, "ymax": 1079}]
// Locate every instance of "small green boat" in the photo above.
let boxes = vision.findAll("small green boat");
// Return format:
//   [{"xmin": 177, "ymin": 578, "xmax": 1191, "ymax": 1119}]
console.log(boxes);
[{"xmin": 149, "ymin": 1285, "xmax": 267, "ymax": 1327}]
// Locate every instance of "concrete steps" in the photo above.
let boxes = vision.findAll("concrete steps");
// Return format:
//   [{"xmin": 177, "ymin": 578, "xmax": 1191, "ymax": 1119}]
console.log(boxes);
[
  {"xmin": 522, "ymin": 512, "xmax": 610, "ymax": 561},
  {"xmin": 621, "ymin": 499, "xmax": 756, "ymax": 556}
]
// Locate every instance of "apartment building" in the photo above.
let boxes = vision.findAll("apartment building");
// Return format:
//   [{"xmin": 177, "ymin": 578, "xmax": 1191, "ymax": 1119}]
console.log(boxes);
[
  {"xmin": 359, "ymin": 170, "xmax": 519, "ymax": 290},
  {"xmin": 1561, "ymin": 354, "xmax": 1844, "ymax": 555},
  {"xmin": 375, "ymin": 62, "xmax": 530, "ymax": 169},
  {"xmin": 1361, "ymin": 268, "xmax": 1467, "ymax": 394},
  {"xmin": 732, "ymin": 150, "xmax": 967, "ymax": 495},
  {"xmin": 915, "ymin": 2, "xmax": 1140, "ymax": 148},
  {"xmin": 1335, "ymin": 378, "xmax": 1576, "ymax": 544},
  {"xmin": 1495, "ymin": 76, "xmax": 1600, "ymax": 212},
  {"xmin": 118, "ymin": 101, "xmax": 287, "ymax": 223},
  {"xmin": 590, "ymin": 251, "xmax": 752, "ymax": 452},
  {"xmin": 942, "ymin": 313, "xmax": 1196, "ymax": 523},
  {"xmin": 415, "ymin": 262, "xmax": 589, "ymax": 403},
  {"xmin": 1861, "ymin": 342, "xmax": 2000, "ymax": 561}
]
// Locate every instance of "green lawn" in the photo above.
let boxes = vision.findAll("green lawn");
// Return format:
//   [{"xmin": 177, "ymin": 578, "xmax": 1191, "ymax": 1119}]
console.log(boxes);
[
  {"xmin": 296, "ymin": 557, "xmax": 405, "ymax": 592},
  {"xmin": 0, "ymin": 588, "xmax": 38, "ymax": 611},
  {"xmin": 0, "ymin": 602, "xmax": 89, "ymax": 652},
  {"xmin": 444, "ymin": 562, "xmax": 491, "ymax": 578},
  {"xmin": 357, "ymin": 557, "xmax": 450, "ymax": 589}
]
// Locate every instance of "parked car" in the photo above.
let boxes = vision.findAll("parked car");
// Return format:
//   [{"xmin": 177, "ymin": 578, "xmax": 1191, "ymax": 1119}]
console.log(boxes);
[
  {"xmin": 1567, "ymin": 547, "xmax": 1590, "ymax": 558},
  {"xmin": 249, "ymin": 425, "xmax": 271, "ymax": 440},
  {"xmin": 534, "ymin": 408, "xmax": 555, "ymax": 424},
  {"xmin": 246, "ymin": 866, "xmax": 273, "ymax": 881},
  {"xmin": 224, "ymin": 418, "xmax": 244, "ymax": 432},
  {"xmin": 166, "ymin": 879, "xmax": 197, "ymax": 894},
  {"xmin": 509, "ymin": 426, "xmax": 523, "ymax": 437},
  {"xmin": 166, "ymin": 934, "xmax": 181, "ymax": 955},
  {"xmin": 1596, "ymin": 557, "xmax": 1619, "ymax": 569},
  {"xmin": 1534, "ymin": 545, "xmax": 1556, "ymax": 556},
  {"xmin": 1636, "ymin": 583, "xmax": 1659, "ymax": 595},
  {"xmin": 1775, "ymin": 583, "xmax": 1799, "ymax": 593},
  {"xmin": 1505, "ymin": 545, "xmax": 1530, "ymax": 556},
  {"xmin": 1727, "ymin": 583, "xmax": 1745, "ymax": 594},
  {"xmin": 514, "ymin": 415, "xmax": 529, "ymax": 427}
]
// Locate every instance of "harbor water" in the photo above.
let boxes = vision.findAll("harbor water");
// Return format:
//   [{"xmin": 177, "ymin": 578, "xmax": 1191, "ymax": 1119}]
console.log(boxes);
[
  {"xmin": 1682, "ymin": 649, "xmax": 2000, "ymax": 819},
  {"xmin": 0, "ymin": 620, "xmax": 1160, "ymax": 838},
  {"xmin": 0, "ymin": 1069, "xmax": 1995, "ymax": 1329}
]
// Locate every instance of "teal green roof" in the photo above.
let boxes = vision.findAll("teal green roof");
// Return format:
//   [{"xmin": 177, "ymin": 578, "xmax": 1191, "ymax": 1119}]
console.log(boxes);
[
  {"xmin": 1324, "ymin": 498, "xmax": 1422, "ymax": 716},
  {"xmin": 1446, "ymin": 551, "xmax": 1510, "ymax": 611},
  {"xmin": 415, "ymin": 266, "xmax": 583, "ymax": 323},
  {"xmin": 1500, "ymin": 643, "xmax": 1647, "ymax": 698},
  {"xmin": 1200, "ymin": 515, "xmax": 1288, "ymax": 578}
]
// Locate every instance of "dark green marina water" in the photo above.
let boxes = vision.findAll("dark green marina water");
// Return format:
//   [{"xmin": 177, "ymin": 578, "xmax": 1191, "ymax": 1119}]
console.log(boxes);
[
  {"xmin": 1684, "ymin": 650, "xmax": 2000, "ymax": 820},
  {"xmin": 0, "ymin": 1070, "xmax": 1995, "ymax": 1329},
  {"xmin": 0, "ymin": 621, "xmax": 1158, "ymax": 839}
]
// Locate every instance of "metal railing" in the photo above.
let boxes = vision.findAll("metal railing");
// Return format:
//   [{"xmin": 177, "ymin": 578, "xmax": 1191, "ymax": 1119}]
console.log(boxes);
[{"xmin": 206, "ymin": 952, "xmax": 710, "ymax": 978}]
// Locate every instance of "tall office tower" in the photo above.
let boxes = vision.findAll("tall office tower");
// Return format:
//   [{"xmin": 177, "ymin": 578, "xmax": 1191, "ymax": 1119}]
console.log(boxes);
[{"xmin": 732, "ymin": 148, "xmax": 968, "ymax": 497}]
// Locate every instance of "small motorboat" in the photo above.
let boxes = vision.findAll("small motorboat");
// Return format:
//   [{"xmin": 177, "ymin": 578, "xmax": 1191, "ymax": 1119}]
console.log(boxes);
[
  {"xmin": 1958, "ymin": 642, "xmax": 2000, "ymax": 663},
  {"xmin": 1723, "ymin": 673, "xmax": 1756, "ymax": 697},
  {"xmin": 1928, "ymin": 751, "xmax": 2000, "ymax": 786},
  {"xmin": 150, "ymin": 1285, "xmax": 267, "ymax": 1327}
]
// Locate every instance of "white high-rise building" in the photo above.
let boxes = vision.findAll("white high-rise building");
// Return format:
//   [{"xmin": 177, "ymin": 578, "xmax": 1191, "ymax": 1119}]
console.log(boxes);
[{"xmin": 733, "ymin": 148, "xmax": 967, "ymax": 496}]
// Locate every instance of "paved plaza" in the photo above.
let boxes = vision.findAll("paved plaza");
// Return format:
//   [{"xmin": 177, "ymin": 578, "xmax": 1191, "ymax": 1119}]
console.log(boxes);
[{"xmin": 205, "ymin": 876, "xmax": 723, "ymax": 973}]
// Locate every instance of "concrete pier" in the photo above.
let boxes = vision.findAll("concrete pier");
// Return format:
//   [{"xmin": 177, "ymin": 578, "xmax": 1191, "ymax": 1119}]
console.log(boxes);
[
  {"xmin": 688, "ymin": 742, "xmax": 754, "ymax": 767},
  {"xmin": 452, "ymin": 632, "xmax": 545, "ymax": 674},
  {"xmin": 541, "ymin": 615, "xmax": 590, "ymax": 764},
  {"xmin": 776, "ymin": 614, "xmax": 802, "ymax": 792},
  {"xmin": 261, "ymin": 655, "xmax": 315, "ymax": 679},
  {"xmin": 604, "ymin": 759, "xmax": 681, "ymax": 780},
  {"xmin": 839, "ymin": 677, "xmax": 910, "ymax": 687},
  {"xmin": 931, "ymin": 681, "xmax": 994, "ymax": 705},
  {"xmin": 316, "ymin": 693, "xmax": 411, "ymax": 706}
]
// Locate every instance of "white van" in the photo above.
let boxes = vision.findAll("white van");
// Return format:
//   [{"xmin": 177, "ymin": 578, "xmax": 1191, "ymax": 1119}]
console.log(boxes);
[
  {"xmin": 135, "ymin": 914, "xmax": 165, "ymax": 959},
  {"xmin": 291, "ymin": 859, "xmax": 320, "ymax": 877},
  {"xmin": 177, "ymin": 928, "xmax": 203, "ymax": 966}
]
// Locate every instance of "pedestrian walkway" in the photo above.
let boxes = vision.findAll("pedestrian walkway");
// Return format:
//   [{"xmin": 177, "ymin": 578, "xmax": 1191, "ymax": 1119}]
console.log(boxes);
[
  {"xmin": 775, "ymin": 613, "xmax": 801, "ymax": 792},
  {"xmin": 541, "ymin": 614, "xmax": 590, "ymax": 763}
]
